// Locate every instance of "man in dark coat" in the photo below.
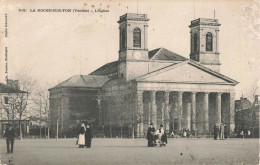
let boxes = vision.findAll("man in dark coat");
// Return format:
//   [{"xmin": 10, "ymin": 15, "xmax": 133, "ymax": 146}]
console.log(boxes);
[
  {"xmin": 4, "ymin": 125, "xmax": 16, "ymax": 154},
  {"xmin": 216, "ymin": 123, "xmax": 220, "ymax": 139},
  {"xmin": 213, "ymin": 124, "xmax": 217, "ymax": 140},
  {"xmin": 146, "ymin": 123, "xmax": 155, "ymax": 147},
  {"xmin": 224, "ymin": 124, "xmax": 227, "ymax": 139},
  {"xmin": 85, "ymin": 124, "xmax": 92, "ymax": 148}
]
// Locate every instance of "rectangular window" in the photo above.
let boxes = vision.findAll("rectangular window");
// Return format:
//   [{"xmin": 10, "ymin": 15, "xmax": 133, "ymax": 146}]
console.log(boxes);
[
  {"xmin": 4, "ymin": 97, "xmax": 8, "ymax": 104},
  {"xmin": 133, "ymin": 28, "xmax": 141, "ymax": 47}
]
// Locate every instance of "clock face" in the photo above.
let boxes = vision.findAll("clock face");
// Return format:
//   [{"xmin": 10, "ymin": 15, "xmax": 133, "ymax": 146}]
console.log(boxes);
[{"xmin": 133, "ymin": 51, "xmax": 142, "ymax": 60}]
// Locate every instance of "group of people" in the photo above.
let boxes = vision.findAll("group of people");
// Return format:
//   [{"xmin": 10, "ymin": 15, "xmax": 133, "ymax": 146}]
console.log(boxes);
[
  {"xmin": 213, "ymin": 123, "xmax": 227, "ymax": 140},
  {"xmin": 239, "ymin": 129, "xmax": 252, "ymax": 138},
  {"xmin": 146, "ymin": 123, "xmax": 167, "ymax": 147},
  {"xmin": 182, "ymin": 128, "xmax": 191, "ymax": 138},
  {"xmin": 77, "ymin": 122, "xmax": 92, "ymax": 148}
]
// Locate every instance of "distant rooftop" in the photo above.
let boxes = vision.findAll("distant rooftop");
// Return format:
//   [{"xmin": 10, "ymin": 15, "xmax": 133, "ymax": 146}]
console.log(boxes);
[{"xmin": 0, "ymin": 83, "xmax": 25, "ymax": 93}]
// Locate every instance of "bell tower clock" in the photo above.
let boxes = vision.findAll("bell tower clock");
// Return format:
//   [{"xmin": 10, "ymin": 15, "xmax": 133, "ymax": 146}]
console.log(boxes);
[
  {"xmin": 189, "ymin": 18, "xmax": 221, "ymax": 72},
  {"xmin": 117, "ymin": 13, "xmax": 150, "ymax": 80}
]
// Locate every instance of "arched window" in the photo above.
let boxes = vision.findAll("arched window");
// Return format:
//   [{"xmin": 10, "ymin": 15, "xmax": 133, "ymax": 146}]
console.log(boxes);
[
  {"xmin": 206, "ymin": 32, "xmax": 213, "ymax": 51},
  {"xmin": 120, "ymin": 29, "xmax": 126, "ymax": 49},
  {"xmin": 193, "ymin": 33, "xmax": 198, "ymax": 52},
  {"xmin": 133, "ymin": 28, "xmax": 141, "ymax": 47}
]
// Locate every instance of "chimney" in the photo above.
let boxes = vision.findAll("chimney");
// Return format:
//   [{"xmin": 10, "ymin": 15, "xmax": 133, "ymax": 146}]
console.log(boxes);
[
  {"xmin": 7, "ymin": 79, "xmax": 20, "ymax": 90},
  {"xmin": 240, "ymin": 97, "xmax": 243, "ymax": 101},
  {"xmin": 255, "ymin": 95, "xmax": 259, "ymax": 103}
]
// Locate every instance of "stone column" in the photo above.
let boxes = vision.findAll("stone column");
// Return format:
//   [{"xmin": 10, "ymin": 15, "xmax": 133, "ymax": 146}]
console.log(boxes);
[
  {"xmin": 203, "ymin": 93, "xmax": 209, "ymax": 133},
  {"xmin": 97, "ymin": 97, "xmax": 101, "ymax": 126},
  {"xmin": 164, "ymin": 91, "xmax": 170, "ymax": 131},
  {"xmin": 187, "ymin": 103, "xmax": 191, "ymax": 131},
  {"xmin": 148, "ymin": 102, "xmax": 151, "ymax": 125},
  {"xmin": 191, "ymin": 92, "xmax": 196, "ymax": 132},
  {"xmin": 161, "ymin": 95, "xmax": 165, "ymax": 126},
  {"xmin": 177, "ymin": 92, "xmax": 183, "ymax": 132},
  {"xmin": 144, "ymin": 25, "xmax": 148, "ymax": 50},
  {"xmin": 171, "ymin": 95, "xmax": 176, "ymax": 130},
  {"xmin": 136, "ymin": 90, "xmax": 143, "ymax": 137},
  {"xmin": 229, "ymin": 92, "xmax": 235, "ymax": 134},
  {"xmin": 150, "ymin": 91, "xmax": 157, "ymax": 129},
  {"xmin": 216, "ymin": 93, "xmax": 222, "ymax": 124},
  {"xmin": 215, "ymin": 30, "xmax": 220, "ymax": 53},
  {"xmin": 190, "ymin": 31, "xmax": 192, "ymax": 52}
]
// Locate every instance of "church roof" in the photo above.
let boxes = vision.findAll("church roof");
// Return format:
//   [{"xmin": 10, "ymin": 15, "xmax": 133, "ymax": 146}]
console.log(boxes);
[
  {"xmin": 0, "ymin": 83, "xmax": 25, "ymax": 93},
  {"xmin": 90, "ymin": 48, "xmax": 186, "ymax": 78},
  {"xmin": 90, "ymin": 61, "xmax": 118, "ymax": 77},
  {"xmin": 50, "ymin": 47, "xmax": 238, "ymax": 90},
  {"xmin": 50, "ymin": 75, "xmax": 109, "ymax": 90},
  {"xmin": 149, "ymin": 48, "xmax": 187, "ymax": 61}
]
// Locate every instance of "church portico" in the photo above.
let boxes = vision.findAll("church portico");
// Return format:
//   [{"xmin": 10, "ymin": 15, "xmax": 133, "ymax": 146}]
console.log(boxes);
[{"xmin": 135, "ymin": 88, "xmax": 236, "ymax": 137}]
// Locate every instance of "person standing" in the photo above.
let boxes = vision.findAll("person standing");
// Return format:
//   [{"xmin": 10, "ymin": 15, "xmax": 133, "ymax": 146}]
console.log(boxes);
[
  {"xmin": 240, "ymin": 130, "xmax": 245, "ymax": 138},
  {"xmin": 216, "ymin": 123, "xmax": 220, "ymax": 140},
  {"xmin": 213, "ymin": 124, "xmax": 217, "ymax": 140},
  {"xmin": 4, "ymin": 124, "xmax": 16, "ymax": 154},
  {"xmin": 183, "ymin": 129, "xmax": 187, "ymax": 138},
  {"xmin": 85, "ymin": 124, "xmax": 92, "ymax": 148},
  {"xmin": 186, "ymin": 129, "xmax": 190, "ymax": 138},
  {"xmin": 220, "ymin": 123, "xmax": 225, "ymax": 140},
  {"xmin": 78, "ymin": 122, "xmax": 86, "ymax": 148},
  {"xmin": 247, "ymin": 130, "xmax": 251, "ymax": 138},
  {"xmin": 224, "ymin": 124, "xmax": 227, "ymax": 139},
  {"xmin": 146, "ymin": 123, "xmax": 155, "ymax": 147}
]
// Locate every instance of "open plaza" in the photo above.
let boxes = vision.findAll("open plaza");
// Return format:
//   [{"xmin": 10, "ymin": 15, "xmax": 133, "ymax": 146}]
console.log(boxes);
[{"xmin": 0, "ymin": 138, "xmax": 259, "ymax": 165}]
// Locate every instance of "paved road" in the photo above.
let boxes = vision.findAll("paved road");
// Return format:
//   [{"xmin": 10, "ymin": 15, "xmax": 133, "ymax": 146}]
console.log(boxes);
[{"xmin": 0, "ymin": 138, "xmax": 259, "ymax": 165}]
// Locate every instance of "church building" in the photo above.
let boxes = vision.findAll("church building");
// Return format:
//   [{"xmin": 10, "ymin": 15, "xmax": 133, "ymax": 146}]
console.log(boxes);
[{"xmin": 49, "ymin": 13, "xmax": 238, "ymax": 138}]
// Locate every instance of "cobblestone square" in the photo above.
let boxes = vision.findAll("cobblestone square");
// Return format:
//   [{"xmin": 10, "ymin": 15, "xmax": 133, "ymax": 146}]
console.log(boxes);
[{"xmin": 0, "ymin": 138, "xmax": 258, "ymax": 165}]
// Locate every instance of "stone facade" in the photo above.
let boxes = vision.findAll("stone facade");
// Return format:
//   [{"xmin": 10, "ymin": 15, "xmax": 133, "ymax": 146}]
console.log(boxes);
[
  {"xmin": 48, "ymin": 76, "xmax": 105, "ymax": 137},
  {"xmin": 49, "ymin": 13, "xmax": 238, "ymax": 138}
]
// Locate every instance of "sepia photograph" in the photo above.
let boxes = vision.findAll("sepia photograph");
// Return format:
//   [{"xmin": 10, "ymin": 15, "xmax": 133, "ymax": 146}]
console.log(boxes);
[{"xmin": 0, "ymin": 0, "xmax": 259, "ymax": 164}]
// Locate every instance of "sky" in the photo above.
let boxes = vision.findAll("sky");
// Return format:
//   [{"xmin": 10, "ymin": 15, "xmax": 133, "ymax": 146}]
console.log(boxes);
[{"xmin": 0, "ymin": 0, "xmax": 259, "ymax": 100}]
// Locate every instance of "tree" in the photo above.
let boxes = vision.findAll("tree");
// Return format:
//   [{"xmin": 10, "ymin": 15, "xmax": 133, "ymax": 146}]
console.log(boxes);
[
  {"xmin": 32, "ymin": 85, "xmax": 50, "ymax": 139},
  {"xmin": 2, "ymin": 95, "xmax": 17, "ymax": 122},
  {"xmin": 12, "ymin": 71, "xmax": 37, "ymax": 139},
  {"xmin": 246, "ymin": 85, "xmax": 259, "ymax": 103}
]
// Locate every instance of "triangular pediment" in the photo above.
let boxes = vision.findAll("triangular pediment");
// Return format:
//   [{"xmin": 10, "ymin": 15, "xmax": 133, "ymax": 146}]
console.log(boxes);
[{"xmin": 136, "ymin": 61, "xmax": 238, "ymax": 85}]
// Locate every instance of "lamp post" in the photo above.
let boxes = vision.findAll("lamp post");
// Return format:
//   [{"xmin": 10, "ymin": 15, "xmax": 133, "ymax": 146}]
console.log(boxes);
[{"xmin": 56, "ymin": 118, "xmax": 59, "ymax": 140}]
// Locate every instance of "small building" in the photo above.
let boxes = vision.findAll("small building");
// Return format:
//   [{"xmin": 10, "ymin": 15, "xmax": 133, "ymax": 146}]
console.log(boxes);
[
  {"xmin": 0, "ymin": 80, "xmax": 30, "ymax": 137},
  {"xmin": 29, "ymin": 116, "xmax": 49, "ymax": 138},
  {"xmin": 235, "ymin": 95, "xmax": 259, "ymax": 137}
]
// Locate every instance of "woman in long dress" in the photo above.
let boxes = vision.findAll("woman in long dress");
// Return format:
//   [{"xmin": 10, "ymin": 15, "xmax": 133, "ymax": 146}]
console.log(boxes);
[{"xmin": 78, "ymin": 122, "xmax": 86, "ymax": 148}]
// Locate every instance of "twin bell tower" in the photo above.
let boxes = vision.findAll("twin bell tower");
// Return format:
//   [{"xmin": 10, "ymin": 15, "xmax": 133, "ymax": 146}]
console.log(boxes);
[{"xmin": 117, "ymin": 13, "xmax": 221, "ymax": 81}]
